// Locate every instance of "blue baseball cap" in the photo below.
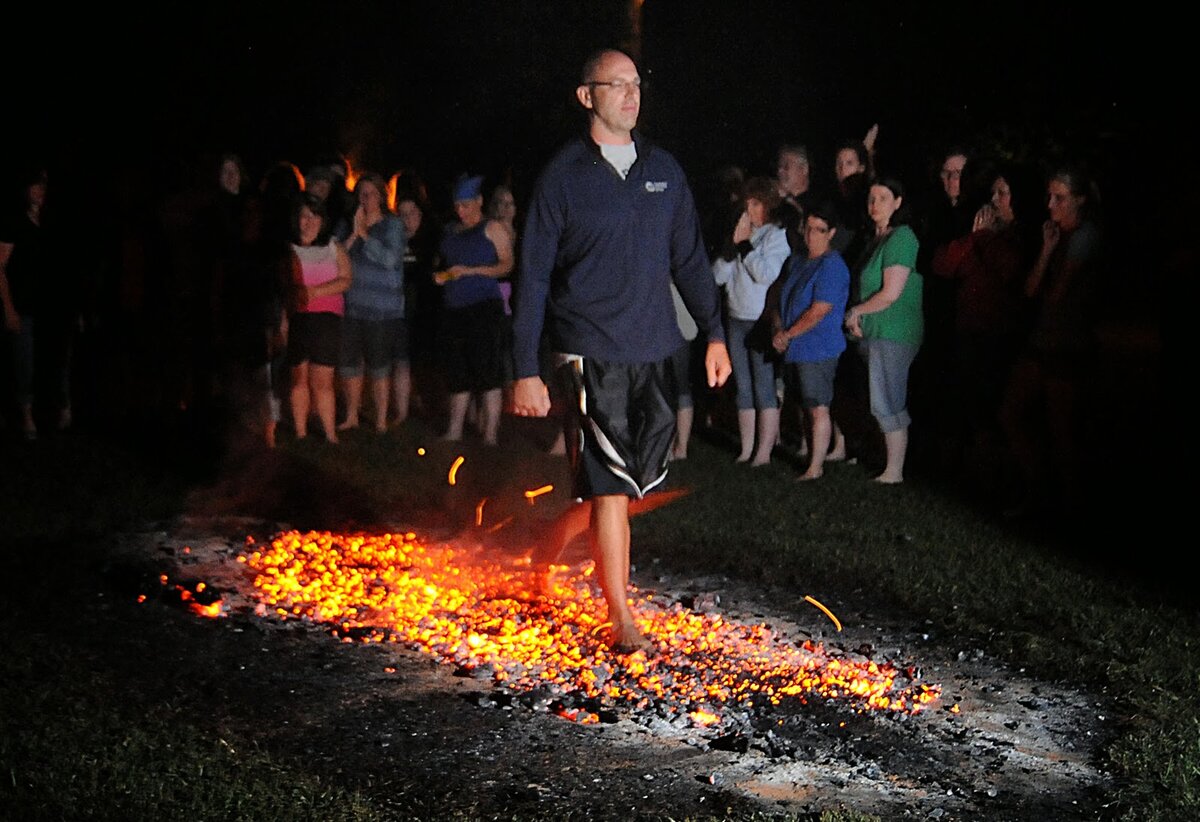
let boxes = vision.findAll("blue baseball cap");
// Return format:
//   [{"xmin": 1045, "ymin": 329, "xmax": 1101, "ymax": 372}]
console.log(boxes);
[{"xmin": 453, "ymin": 175, "xmax": 484, "ymax": 202}]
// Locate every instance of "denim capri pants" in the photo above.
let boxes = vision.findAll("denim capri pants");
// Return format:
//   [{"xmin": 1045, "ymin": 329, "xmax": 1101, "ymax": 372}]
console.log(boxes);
[
  {"xmin": 788, "ymin": 356, "xmax": 839, "ymax": 409},
  {"xmin": 339, "ymin": 316, "xmax": 409, "ymax": 379},
  {"xmin": 859, "ymin": 337, "xmax": 918, "ymax": 433},
  {"xmin": 727, "ymin": 316, "xmax": 778, "ymax": 410}
]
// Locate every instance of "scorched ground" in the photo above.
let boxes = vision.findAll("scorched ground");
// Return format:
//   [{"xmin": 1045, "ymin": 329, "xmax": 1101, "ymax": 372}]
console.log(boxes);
[{"xmin": 97, "ymin": 511, "xmax": 1115, "ymax": 821}]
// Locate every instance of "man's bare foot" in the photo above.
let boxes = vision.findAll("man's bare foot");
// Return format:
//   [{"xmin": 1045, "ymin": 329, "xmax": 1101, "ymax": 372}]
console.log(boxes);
[
  {"xmin": 337, "ymin": 418, "xmax": 359, "ymax": 431},
  {"xmin": 527, "ymin": 562, "xmax": 557, "ymax": 598},
  {"xmin": 529, "ymin": 542, "xmax": 567, "ymax": 573},
  {"xmin": 606, "ymin": 621, "xmax": 653, "ymax": 653},
  {"xmin": 826, "ymin": 447, "xmax": 846, "ymax": 462},
  {"xmin": 874, "ymin": 473, "xmax": 903, "ymax": 485},
  {"xmin": 797, "ymin": 469, "xmax": 822, "ymax": 481},
  {"xmin": 750, "ymin": 458, "xmax": 771, "ymax": 467}
]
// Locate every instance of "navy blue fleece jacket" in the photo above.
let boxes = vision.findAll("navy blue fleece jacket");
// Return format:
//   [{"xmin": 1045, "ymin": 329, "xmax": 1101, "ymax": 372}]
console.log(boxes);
[{"xmin": 511, "ymin": 132, "xmax": 724, "ymax": 378}]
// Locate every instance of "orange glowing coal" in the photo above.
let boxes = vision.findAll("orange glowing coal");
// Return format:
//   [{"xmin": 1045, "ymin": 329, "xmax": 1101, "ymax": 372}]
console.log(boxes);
[
  {"xmin": 222, "ymin": 529, "xmax": 940, "ymax": 727},
  {"xmin": 524, "ymin": 484, "xmax": 554, "ymax": 503},
  {"xmin": 190, "ymin": 600, "xmax": 225, "ymax": 618},
  {"xmin": 149, "ymin": 575, "xmax": 226, "ymax": 618}
]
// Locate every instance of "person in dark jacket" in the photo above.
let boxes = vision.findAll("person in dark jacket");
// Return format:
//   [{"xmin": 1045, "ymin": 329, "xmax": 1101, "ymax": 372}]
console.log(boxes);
[{"xmin": 510, "ymin": 48, "xmax": 731, "ymax": 652}]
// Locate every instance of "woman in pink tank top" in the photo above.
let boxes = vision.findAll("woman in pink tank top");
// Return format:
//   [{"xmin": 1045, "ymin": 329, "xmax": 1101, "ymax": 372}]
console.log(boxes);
[{"xmin": 286, "ymin": 193, "xmax": 352, "ymax": 442}]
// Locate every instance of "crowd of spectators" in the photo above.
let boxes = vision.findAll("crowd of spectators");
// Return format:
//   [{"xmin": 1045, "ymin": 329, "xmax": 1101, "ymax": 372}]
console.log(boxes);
[{"xmin": 0, "ymin": 126, "xmax": 1138, "ymax": 520}]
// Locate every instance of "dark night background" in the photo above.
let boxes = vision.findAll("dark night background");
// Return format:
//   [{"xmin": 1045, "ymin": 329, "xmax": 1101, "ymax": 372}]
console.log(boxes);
[
  {"xmin": 9, "ymin": 1, "xmax": 1188, "ymax": 220},
  {"xmin": 4, "ymin": 0, "xmax": 1187, "ymax": 476}
]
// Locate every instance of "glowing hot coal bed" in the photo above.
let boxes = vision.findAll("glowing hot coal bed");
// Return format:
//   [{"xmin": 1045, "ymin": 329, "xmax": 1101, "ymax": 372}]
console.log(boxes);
[{"xmin": 195, "ymin": 528, "xmax": 941, "ymax": 732}]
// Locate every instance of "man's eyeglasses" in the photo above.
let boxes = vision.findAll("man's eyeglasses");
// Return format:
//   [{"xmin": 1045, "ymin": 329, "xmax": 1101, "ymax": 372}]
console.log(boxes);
[{"xmin": 586, "ymin": 79, "xmax": 643, "ymax": 93}]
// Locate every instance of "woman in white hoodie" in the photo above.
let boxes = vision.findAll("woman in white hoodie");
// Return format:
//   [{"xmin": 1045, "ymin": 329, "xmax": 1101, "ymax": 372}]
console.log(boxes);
[{"xmin": 712, "ymin": 176, "xmax": 791, "ymax": 465}]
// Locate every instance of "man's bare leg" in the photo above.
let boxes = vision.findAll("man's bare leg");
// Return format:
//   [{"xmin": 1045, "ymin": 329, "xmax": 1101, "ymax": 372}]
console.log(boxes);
[
  {"xmin": 591, "ymin": 494, "xmax": 649, "ymax": 651},
  {"xmin": 530, "ymin": 499, "xmax": 591, "ymax": 571},
  {"xmin": 530, "ymin": 488, "xmax": 690, "ymax": 570}
]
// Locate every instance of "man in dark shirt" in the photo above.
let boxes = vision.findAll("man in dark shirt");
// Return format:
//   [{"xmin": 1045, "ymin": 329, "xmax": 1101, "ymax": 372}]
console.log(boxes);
[
  {"xmin": 774, "ymin": 143, "xmax": 824, "ymax": 255},
  {"xmin": 511, "ymin": 47, "xmax": 731, "ymax": 651}
]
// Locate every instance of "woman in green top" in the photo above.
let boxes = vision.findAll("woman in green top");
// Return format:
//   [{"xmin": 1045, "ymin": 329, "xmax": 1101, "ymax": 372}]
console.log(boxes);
[{"xmin": 844, "ymin": 177, "xmax": 923, "ymax": 483}]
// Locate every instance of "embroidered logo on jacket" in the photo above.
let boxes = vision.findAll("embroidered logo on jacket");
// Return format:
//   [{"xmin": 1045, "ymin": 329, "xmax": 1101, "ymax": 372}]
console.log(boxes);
[{"xmin": 644, "ymin": 181, "xmax": 668, "ymax": 193}]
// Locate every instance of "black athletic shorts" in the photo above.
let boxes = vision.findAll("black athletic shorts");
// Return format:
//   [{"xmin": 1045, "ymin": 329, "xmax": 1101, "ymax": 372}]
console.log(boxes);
[
  {"xmin": 554, "ymin": 354, "xmax": 675, "ymax": 500},
  {"xmin": 439, "ymin": 299, "xmax": 506, "ymax": 393},
  {"xmin": 286, "ymin": 312, "xmax": 342, "ymax": 368}
]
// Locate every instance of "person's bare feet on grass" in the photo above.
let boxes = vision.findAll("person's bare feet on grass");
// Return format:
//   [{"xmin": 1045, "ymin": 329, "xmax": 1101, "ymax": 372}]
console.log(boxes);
[
  {"xmin": 797, "ymin": 469, "xmax": 822, "ymax": 481},
  {"xmin": 874, "ymin": 472, "xmax": 903, "ymax": 484},
  {"xmin": 826, "ymin": 425, "xmax": 847, "ymax": 461},
  {"xmin": 337, "ymin": 417, "xmax": 359, "ymax": 431}
]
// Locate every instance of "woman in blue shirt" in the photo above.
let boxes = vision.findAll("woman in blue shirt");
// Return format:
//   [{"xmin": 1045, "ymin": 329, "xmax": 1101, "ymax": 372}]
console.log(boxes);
[{"xmin": 770, "ymin": 201, "xmax": 850, "ymax": 480}]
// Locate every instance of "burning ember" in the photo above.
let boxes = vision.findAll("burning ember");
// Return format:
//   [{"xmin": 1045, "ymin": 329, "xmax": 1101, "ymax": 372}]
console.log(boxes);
[
  {"xmin": 188, "ymin": 528, "xmax": 942, "ymax": 729},
  {"xmin": 151, "ymin": 574, "xmax": 227, "ymax": 618}
]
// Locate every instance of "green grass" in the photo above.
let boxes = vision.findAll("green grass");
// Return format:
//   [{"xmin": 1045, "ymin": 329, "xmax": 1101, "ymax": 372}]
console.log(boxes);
[
  {"xmin": 2, "ymin": 667, "xmax": 385, "ymax": 822},
  {"xmin": 0, "ymin": 418, "xmax": 1194, "ymax": 821}
]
